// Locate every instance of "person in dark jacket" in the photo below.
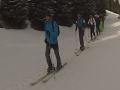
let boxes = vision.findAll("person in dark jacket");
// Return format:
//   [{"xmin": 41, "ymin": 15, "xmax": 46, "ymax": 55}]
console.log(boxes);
[
  {"xmin": 44, "ymin": 14, "xmax": 62, "ymax": 73},
  {"xmin": 75, "ymin": 14, "xmax": 86, "ymax": 51},
  {"xmin": 95, "ymin": 15, "xmax": 100, "ymax": 36}
]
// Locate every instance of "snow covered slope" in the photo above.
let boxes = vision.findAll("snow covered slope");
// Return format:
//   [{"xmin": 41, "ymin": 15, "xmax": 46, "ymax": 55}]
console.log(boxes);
[{"xmin": 0, "ymin": 11, "xmax": 120, "ymax": 90}]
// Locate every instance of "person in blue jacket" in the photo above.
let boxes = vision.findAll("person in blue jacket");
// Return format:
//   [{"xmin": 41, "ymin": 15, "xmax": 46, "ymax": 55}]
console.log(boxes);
[
  {"xmin": 75, "ymin": 14, "xmax": 86, "ymax": 51},
  {"xmin": 44, "ymin": 14, "xmax": 62, "ymax": 73}
]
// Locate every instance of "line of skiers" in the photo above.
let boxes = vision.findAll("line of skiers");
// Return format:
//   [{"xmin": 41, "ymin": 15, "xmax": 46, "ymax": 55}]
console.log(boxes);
[{"xmin": 43, "ymin": 13, "xmax": 105, "ymax": 73}]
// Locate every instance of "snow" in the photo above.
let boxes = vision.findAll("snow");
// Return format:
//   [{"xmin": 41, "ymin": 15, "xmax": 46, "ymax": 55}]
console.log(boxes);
[{"xmin": 0, "ymin": 10, "xmax": 120, "ymax": 90}]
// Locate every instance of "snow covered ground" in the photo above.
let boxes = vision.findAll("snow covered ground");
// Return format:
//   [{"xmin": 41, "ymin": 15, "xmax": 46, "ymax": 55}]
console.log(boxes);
[{"xmin": 0, "ymin": 11, "xmax": 120, "ymax": 90}]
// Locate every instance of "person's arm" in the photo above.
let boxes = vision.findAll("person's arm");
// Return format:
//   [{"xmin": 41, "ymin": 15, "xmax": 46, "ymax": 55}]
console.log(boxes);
[
  {"xmin": 83, "ymin": 19, "xmax": 86, "ymax": 28},
  {"xmin": 75, "ymin": 21, "xmax": 78, "ymax": 31},
  {"xmin": 44, "ymin": 30, "xmax": 50, "ymax": 44},
  {"xmin": 56, "ymin": 22, "xmax": 60, "ymax": 36},
  {"xmin": 45, "ymin": 21, "xmax": 50, "ymax": 38},
  {"xmin": 58, "ymin": 26, "xmax": 60, "ymax": 36},
  {"xmin": 46, "ymin": 31, "xmax": 50, "ymax": 38},
  {"xmin": 88, "ymin": 19, "xmax": 90, "ymax": 25}
]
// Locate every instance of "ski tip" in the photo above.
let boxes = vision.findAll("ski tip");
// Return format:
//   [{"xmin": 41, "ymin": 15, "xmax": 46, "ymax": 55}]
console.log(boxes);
[
  {"xmin": 30, "ymin": 83, "xmax": 35, "ymax": 86},
  {"xmin": 42, "ymin": 80, "xmax": 47, "ymax": 83},
  {"xmin": 63, "ymin": 62, "xmax": 68, "ymax": 66}
]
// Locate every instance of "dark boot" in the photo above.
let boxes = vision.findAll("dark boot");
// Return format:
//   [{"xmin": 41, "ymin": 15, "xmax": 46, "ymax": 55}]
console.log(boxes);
[
  {"xmin": 80, "ymin": 46, "xmax": 85, "ymax": 51},
  {"xmin": 56, "ymin": 65, "xmax": 63, "ymax": 71},
  {"xmin": 53, "ymin": 43, "xmax": 62, "ymax": 71},
  {"xmin": 47, "ymin": 66, "xmax": 55, "ymax": 73}
]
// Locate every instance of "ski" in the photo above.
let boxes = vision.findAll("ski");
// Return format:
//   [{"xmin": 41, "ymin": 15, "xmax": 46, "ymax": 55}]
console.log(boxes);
[
  {"xmin": 42, "ymin": 62, "xmax": 68, "ymax": 83},
  {"xmin": 74, "ymin": 46, "xmax": 90, "ymax": 56},
  {"xmin": 30, "ymin": 71, "xmax": 55, "ymax": 86},
  {"xmin": 87, "ymin": 40, "xmax": 95, "ymax": 43},
  {"xmin": 75, "ymin": 49, "xmax": 83, "ymax": 56},
  {"xmin": 87, "ymin": 35, "xmax": 103, "ymax": 44}
]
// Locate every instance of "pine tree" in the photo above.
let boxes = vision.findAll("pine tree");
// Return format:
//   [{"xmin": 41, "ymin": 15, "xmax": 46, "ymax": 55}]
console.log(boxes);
[
  {"xmin": 0, "ymin": 0, "xmax": 105, "ymax": 29},
  {"xmin": 1, "ymin": 0, "xmax": 28, "ymax": 29},
  {"xmin": 114, "ymin": 0, "xmax": 120, "ymax": 14},
  {"xmin": 28, "ymin": 0, "xmax": 105, "ymax": 29}
]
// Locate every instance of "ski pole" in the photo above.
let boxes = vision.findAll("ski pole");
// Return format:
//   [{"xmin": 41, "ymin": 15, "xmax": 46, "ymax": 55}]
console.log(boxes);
[
  {"xmin": 75, "ymin": 30, "xmax": 78, "ymax": 51},
  {"xmin": 84, "ymin": 28, "xmax": 89, "ymax": 48}
]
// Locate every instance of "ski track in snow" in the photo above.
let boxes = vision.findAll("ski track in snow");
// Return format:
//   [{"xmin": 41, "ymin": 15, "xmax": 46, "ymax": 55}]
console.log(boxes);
[{"xmin": 0, "ymin": 11, "xmax": 120, "ymax": 90}]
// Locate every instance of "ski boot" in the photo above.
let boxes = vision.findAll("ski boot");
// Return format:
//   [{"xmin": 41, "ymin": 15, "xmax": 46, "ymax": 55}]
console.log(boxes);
[
  {"xmin": 47, "ymin": 66, "xmax": 55, "ymax": 74},
  {"xmin": 80, "ymin": 46, "xmax": 85, "ymax": 51},
  {"xmin": 56, "ymin": 65, "xmax": 63, "ymax": 71}
]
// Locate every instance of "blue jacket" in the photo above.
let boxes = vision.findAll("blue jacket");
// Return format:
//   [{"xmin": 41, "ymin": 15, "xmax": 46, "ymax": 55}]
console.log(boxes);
[
  {"xmin": 76, "ymin": 17, "xmax": 86, "ymax": 30},
  {"xmin": 44, "ymin": 20, "xmax": 60, "ymax": 45}
]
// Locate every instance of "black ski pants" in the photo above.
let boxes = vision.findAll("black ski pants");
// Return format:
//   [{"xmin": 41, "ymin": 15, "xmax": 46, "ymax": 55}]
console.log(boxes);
[
  {"xmin": 78, "ymin": 28, "xmax": 85, "ymax": 48},
  {"xmin": 90, "ymin": 25, "xmax": 96, "ymax": 40},
  {"xmin": 45, "ymin": 42, "xmax": 62, "ymax": 68}
]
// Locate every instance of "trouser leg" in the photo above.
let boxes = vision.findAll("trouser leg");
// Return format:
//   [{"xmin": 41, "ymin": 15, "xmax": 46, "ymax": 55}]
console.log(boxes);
[
  {"xmin": 45, "ymin": 44, "xmax": 53, "ymax": 68},
  {"xmin": 53, "ymin": 43, "xmax": 62, "ymax": 67},
  {"xmin": 91, "ymin": 26, "xmax": 95, "ymax": 39},
  {"xmin": 96, "ymin": 26, "xmax": 100, "ymax": 36},
  {"xmin": 79, "ymin": 28, "xmax": 84, "ymax": 48},
  {"xmin": 90, "ymin": 26, "xmax": 93, "ymax": 40},
  {"xmin": 96, "ymin": 27, "xmax": 99, "ymax": 36}
]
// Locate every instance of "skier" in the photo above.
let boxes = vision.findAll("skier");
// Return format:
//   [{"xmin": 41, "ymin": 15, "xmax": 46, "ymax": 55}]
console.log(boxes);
[
  {"xmin": 95, "ymin": 15, "xmax": 100, "ymax": 36},
  {"xmin": 75, "ymin": 14, "xmax": 86, "ymax": 51},
  {"xmin": 44, "ymin": 14, "xmax": 62, "ymax": 73},
  {"xmin": 88, "ymin": 15, "xmax": 96, "ymax": 41},
  {"xmin": 99, "ymin": 16, "xmax": 104, "ymax": 34}
]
